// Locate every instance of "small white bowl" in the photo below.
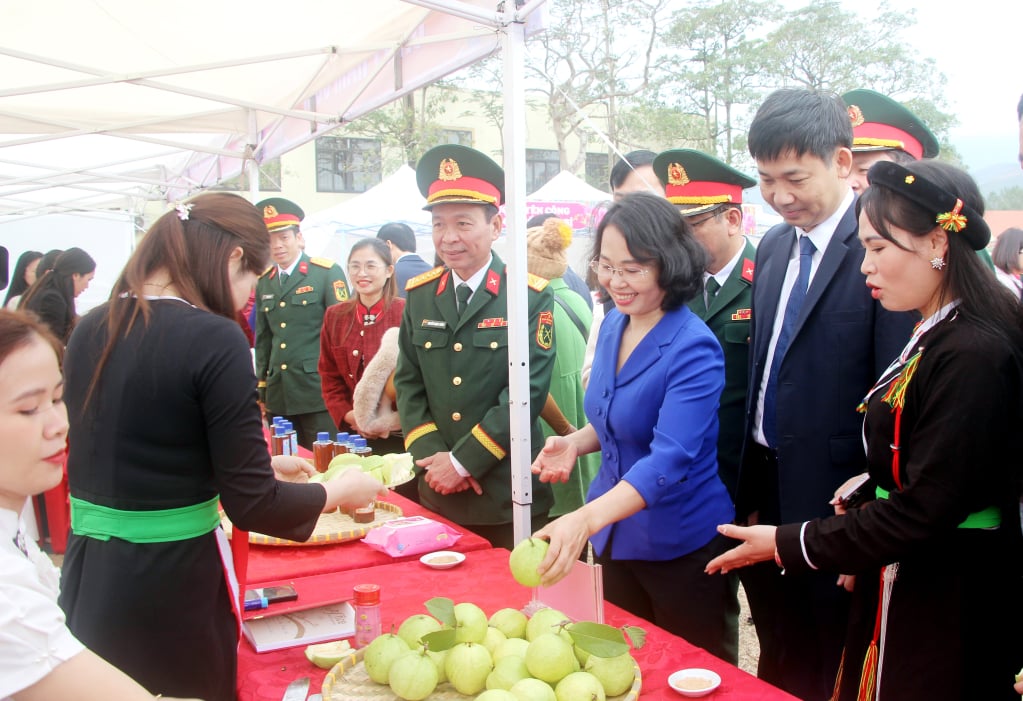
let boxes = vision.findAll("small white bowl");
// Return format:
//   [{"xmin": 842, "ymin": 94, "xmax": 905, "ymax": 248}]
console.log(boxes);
[
  {"xmin": 419, "ymin": 550, "xmax": 466, "ymax": 569},
  {"xmin": 668, "ymin": 668, "xmax": 721, "ymax": 697}
]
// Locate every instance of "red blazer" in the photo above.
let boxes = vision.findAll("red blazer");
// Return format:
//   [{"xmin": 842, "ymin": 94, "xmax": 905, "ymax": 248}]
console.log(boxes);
[{"xmin": 318, "ymin": 297, "xmax": 404, "ymax": 429}]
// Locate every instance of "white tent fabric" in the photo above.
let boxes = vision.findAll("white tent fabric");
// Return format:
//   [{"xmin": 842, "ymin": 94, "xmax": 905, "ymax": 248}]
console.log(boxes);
[
  {"xmin": 527, "ymin": 170, "xmax": 609, "ymax": 202},
  {"xmin": 301, "ymin": 164, "xmax": 433, "ymax": 263},
  {"xmin": 0, "ymin": 0, "xmax": 504, "ymax": 216}
]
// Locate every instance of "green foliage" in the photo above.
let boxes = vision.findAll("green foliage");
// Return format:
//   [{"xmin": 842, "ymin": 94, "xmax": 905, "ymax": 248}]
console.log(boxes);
[
  {"xmin": 986, "ymin": 187, "xmax": 1023, "ymax": 210},
  {"xmin": 564, "ymin": 621, "xmax": 648, "ymax": 658},
  {"xmin": 425, "ymin": 597, "xmax": 456, "ymax": 628}
]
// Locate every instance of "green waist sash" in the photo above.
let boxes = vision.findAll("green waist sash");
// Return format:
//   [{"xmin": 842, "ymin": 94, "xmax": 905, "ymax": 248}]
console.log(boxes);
[
  {"xmin": 875, "ymin": 487, "xmax": 1000, "ymax": 529},
  {"xmin": 70, "ymin": 495, "xmax": 221, "ymax": 543}
]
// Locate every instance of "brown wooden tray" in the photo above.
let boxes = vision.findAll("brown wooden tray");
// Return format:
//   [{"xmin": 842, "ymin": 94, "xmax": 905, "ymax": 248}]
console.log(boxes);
[{"xmin": 222, "ymin": 501, "xmax": 403, "ymax": 547}]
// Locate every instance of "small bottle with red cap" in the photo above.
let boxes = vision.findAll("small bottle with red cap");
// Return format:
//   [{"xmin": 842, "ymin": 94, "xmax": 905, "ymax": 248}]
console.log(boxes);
[{"xmin": 352, "ymin": 583, "xmax": 382, "ymax": 648}]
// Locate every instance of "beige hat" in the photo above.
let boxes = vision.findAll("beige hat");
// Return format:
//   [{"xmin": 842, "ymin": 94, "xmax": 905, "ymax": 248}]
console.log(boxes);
[{"xmin": 526, "ymin": 217, "xmax": 572, "ymax": 280}]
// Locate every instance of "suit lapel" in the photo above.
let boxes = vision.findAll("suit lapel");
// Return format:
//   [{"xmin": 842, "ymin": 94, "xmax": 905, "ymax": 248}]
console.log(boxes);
[
  {"xmin": 754, "ymin": 228, "xmax": 796, "ymax": 362},
  {"xmin": 453, "ymin": 255, "xmax": 504, "ymax": 332},
  {"xmin": 789, "ymin": 200, "xmax": 857, "ymax": 341},
  {"xmin": 435, "ymin": 271, "xmax": 460, "ymax": 330},
  {"xmin": 615, "ymin": 307, "xmax": 683, "ymax": 386}
]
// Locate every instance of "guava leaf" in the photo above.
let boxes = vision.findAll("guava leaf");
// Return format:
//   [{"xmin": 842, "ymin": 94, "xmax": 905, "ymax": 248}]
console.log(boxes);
[
  {"xmin": 425, "ymin": 597, "xmax": 455, "ymax": 627},
  {"xmin": 566, "ymin": 621, "xmax": 630, "ymax": 658},
  {"xmin": 622, "ymin": 625, "xmax": 647, "ymax": 649},
  {"xmin": 421, "ymin": 628, "xmax": 458, "ymax": 652}
]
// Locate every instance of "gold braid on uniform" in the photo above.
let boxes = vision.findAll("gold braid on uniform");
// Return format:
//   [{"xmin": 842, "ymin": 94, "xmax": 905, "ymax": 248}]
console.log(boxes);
[
  {"xmin": 404, "ymin": 422, "xmax": 439, "ymax": 450},
  {"xmin": 471, "ymin": 425, "xmax": 506, "ymax": 460}
]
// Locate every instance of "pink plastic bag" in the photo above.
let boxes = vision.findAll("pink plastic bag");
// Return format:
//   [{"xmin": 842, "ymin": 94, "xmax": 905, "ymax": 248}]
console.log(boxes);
[{"xmin": 361, "ymin": 516, "xmax": 462, "ymax": 557}]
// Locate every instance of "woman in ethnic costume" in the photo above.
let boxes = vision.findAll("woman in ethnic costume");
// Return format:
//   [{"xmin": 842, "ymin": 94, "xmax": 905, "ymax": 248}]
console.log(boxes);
[
  {"xmin": 707, "ymin": 160, "xmax": 1023, "ymax": 700},
  {"xmin": 58, "ymin": 194, "xmax": 386, "ymax": 701}
]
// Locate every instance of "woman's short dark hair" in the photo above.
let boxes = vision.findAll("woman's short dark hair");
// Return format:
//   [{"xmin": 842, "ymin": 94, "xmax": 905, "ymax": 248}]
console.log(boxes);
[
  {"xmin": 3, "ymin": 250, "xmax": 42, "ymax": 307},
  {"xmin": 590, "ymin": 191, "xmax": 705, "ymax": 310},
  {"xmin": 992, "ymin": 227, "xmax": 1023, "ymax": 274},
  {"xmin": 348, "ymin": 237, "xmax": 396, "ymax": 304},
  {"xmin": 0, "ymin": 309, "xmax": 63, "ymax": 369}
]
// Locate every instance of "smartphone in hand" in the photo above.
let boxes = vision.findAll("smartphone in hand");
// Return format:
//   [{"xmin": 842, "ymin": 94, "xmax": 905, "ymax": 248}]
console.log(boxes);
[{"xmin": 837, "ymin": 474, "xmax": 873, "ymax": 509}]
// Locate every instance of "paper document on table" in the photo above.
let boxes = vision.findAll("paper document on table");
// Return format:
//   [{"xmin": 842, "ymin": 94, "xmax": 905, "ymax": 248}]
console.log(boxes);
[
  {"xmin": 242, "ymin": 601, "xmax": 355, "ymax": 653},
  {"xmin": 533, "ymin": 545, "xmax": 604, "ymax": 623}
]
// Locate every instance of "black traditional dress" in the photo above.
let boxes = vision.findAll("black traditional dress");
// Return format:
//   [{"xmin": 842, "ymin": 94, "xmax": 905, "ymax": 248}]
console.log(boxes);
[
  {"xmin": 776, "ymin": 305, "xmax": 1023, "ymax": 700},
  {"xmin": 59, "ymin": 299, "xmax": 325, "ymax": 701}
]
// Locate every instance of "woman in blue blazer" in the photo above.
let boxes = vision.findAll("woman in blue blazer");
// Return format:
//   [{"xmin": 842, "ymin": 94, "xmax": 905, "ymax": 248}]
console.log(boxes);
[{"xmin": 532, "ymin": 192, "xmax": 739, "ymax": 663}]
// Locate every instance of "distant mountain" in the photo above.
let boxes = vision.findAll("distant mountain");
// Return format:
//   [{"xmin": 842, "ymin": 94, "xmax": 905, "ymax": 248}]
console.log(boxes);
[{"xmin": 971, "ymin": 162, "xmax": 1023, "ymax": 199}]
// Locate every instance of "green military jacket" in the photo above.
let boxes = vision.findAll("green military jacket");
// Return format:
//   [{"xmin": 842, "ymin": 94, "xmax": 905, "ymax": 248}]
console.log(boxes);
[
  {"xmin": 394, "ymin": 253, "xmax": 556, "ymax": 525},
  {"xmin": 255, "ymin": 252, "xmax": 348, "ymax": 415},
  {"xmin": 687, "ymin": 238, "xmax": 756, "ymax": 499}
]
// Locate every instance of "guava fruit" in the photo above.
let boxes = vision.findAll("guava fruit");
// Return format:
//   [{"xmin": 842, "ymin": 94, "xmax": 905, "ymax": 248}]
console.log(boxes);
[
  {"xmin": 554, "ymin": 671, "xmax": 606, "ymax": 701},
  {"xmin": 388, "ymin": 649, "xmax": 439, "ymax": 701},
  {"xmin": 444, "ymin": 641, "xmax": 493, "ymax": 695},
  {"xmin": 524, "ymin": 632, "xmax": 578, "ymax": 685},
  {"xmin": 363, "ymin": 633, "xmax": 410, "ymax": 684},
  {"xmin": 509, "ymin": 537, "xmax": 549, "ymax": 587},
  {"xmin": 584, "ymin": 652, "xmax": 636, "ymax": 696}
]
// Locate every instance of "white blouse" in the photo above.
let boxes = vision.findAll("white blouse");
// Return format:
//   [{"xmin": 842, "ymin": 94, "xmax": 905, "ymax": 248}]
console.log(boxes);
[{"xmin": 0, "ymin": 507, "xmax": 84, "ymax": 699}]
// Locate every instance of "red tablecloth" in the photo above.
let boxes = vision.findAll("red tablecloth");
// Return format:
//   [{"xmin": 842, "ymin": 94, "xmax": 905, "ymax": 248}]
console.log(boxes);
[
  {"xmin": 244, "ymin": 491, "xmax": 492, "ymax": 582},
  {"xmin": 236, "ymin": 548, "xmax": 798, "ymax": 701}
]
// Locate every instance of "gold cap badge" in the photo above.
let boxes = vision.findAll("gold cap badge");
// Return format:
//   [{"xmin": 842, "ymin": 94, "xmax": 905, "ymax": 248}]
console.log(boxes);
[
  {"xmin": 263, "ymin": 204, "xmax": 279, "ymax": 218},
  {"xmin": 848, "ymin": 105, "xmax": 865, "ymax": 127},
  {"xmin": 439, "ymin": 158, "xmax": 462, "ymax": 181},
  {"xmin": 667, "ymin": 163, "xmax": 690, "ymax": 187}
]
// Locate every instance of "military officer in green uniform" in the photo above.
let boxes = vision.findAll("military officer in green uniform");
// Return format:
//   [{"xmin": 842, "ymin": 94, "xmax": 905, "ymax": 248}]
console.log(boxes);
[
  {"xmin": 843, "ymin": 88, "xmax": 995, "ymax": 270},
  {"xmin": 654, "ymin": 149, "xmax": 757, "ymax": 499},
  {"xmin": 394, "ymin": 144, "xmax": 556, "ymax": 550},
  {"xmin": 254, "ymin": 197, "xmax": 349, "ymax": 449}
]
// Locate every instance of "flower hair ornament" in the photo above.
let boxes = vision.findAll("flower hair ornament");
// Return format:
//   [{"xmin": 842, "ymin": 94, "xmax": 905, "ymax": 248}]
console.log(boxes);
[
  {"xmin": 175, "ymin": 202, "xmax": 193, "ymax": 221},
  {"xmin": 866, "ymin": 161, "xmax": 990, "ymax": 250}
]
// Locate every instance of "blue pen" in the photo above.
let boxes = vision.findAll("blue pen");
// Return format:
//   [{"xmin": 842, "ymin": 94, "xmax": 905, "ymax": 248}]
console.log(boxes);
[{"xmin": 244, "ymin": 596, "xmax": 269, "ymax": 611}]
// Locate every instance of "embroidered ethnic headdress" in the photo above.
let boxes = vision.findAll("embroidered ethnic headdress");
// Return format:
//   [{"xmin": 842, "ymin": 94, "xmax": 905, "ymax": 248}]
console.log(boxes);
[
  {"xmin": 867, "ymin": 160, "xmax": 990, "ymax": 250},
  {"xmin": 652, "ymin": 148, "xmax": 757, "ymax": 216}
]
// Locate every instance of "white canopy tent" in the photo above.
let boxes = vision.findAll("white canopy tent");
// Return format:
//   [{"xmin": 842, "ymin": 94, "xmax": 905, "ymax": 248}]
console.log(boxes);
[
  {"xmin": 301, "ymin": 165, "xmax": 434, "ymax": 263},
  {"xmin": 1, "ymin": 0, "xmax": 548, "ymax": 543},
  {"xmin": 528, "ymin": 170, "xmax": 609, "ymax": 202}
]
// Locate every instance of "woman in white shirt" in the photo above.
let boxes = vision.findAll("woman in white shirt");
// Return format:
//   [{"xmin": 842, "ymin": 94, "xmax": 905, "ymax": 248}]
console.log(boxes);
[
  {"xmin": 991, "ymin": 227, "xmax": 1023, "ymax": 300},
  {"xmin": 0, "ymin": 309, "xmax": 199, "ymax": 701}
]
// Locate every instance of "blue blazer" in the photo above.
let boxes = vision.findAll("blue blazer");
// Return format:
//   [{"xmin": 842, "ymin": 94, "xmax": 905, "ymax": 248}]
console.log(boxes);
[
  {"xmin": 736, "ymin": 199, "xmax": 916, "ymax": 523},
  {"xmin": 585, "ymin": 304, "xmax": 734, "ymax": 561}
]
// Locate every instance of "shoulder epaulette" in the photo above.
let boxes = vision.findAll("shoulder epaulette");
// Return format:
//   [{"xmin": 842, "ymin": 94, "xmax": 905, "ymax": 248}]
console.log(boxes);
[
  {"xmin": 527, "ymin": 273, "xmax": 549, "ymax": 292},
  {"xmin": 259, "ymin": 265, "xmax": 275, "ymax": 279},
  {"xmin": 310, "ymin": 256, "xmax": 335, "ymax": 269},
  {"xmin": 406, "ymin": 266, "xmax": 445, "ymax": 291}
]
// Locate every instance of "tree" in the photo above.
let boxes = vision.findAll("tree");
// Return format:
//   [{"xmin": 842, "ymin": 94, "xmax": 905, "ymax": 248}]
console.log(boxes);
[
  {"xmin": 662, "ymin": 0, "xmax": 781, "ymax": 164},
  {"xmin": 525, "ymin": 0, "xmax": 672, "ymax": 172},
  {"xmin": 986, "ymin": 187, "xmax": 1023, "ymax": 210}
]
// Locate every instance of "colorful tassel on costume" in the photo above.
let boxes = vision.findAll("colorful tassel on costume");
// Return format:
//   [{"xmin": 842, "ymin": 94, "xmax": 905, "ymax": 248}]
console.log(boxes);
[
  {"xmin": 880, "ymin": 351, "xmax": 921, "ymax": 410},
  {"xmin": 856, "ymin": 641, "xmax": 879, "ymax": 701}
]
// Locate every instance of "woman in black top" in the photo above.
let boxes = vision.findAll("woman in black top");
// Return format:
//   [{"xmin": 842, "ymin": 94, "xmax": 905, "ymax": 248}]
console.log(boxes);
[{"xmin": 19, "ymin": 247, "xmax": 96, "ymax": 343}]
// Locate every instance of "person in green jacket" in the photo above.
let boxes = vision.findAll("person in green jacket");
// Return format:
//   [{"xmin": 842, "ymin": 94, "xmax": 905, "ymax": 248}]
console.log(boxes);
[
  {"xmin": 395, "ymin": 145, "xmax": 556, "ymax": 550},
  {"xmin": 254, "ymin": 197, "xmax": 349, "ymax": 448},
  {"xmin": 654, "ymin": 149, "xmax": 757, "ymax": 500}
]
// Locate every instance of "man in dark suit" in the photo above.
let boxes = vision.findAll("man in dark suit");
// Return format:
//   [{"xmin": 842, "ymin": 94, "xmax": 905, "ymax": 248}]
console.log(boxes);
[
  {"xmin": 377, "ymin": 221, "xmax": 431, "ymax": 298},
  {"xmin": 254, "ymin": 197, "xmax": 349, "ymax": 448},
  {"xmin": 733, "ymin": 89, "xmax": 915, "ymax": 700},
  {"xmin": 653, "ymin": 148, "xmax": 756, "ymax": 500},
  {"xmin": 394, "ymin": 144, "xmax": 556, "ymax": 550}
]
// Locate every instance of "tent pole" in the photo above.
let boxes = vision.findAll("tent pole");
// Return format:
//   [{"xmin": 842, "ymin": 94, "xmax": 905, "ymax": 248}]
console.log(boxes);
[
  {"xmin": 247, "ymin": 111, "xmax": 261, "ymax": 203},
  {"xmin": 502, "ymin": 5, "xmax": 532, "ymax": 548}
]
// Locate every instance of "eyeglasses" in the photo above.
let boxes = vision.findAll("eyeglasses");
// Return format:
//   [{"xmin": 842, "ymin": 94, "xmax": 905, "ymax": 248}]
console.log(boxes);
[
  {"xmin": 687, "ymin": 209, "xmax": 723, "ymax": 229},
  {"xmin": 589, "ymin": 259, "xmax": 650, "ymax": 284},
  {"xmin": 347, "ymin": 262, "xmax": 383, "ymax": 275}
]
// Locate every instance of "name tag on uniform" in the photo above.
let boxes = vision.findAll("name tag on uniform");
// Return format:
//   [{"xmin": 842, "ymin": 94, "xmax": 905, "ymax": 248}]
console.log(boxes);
[
  {"xmin": 478, "ymin": 318, "xmax": 508, "ymax": 328},
  {"xmin": 261, "ymin": 294, "xmax": 275, "ymax": 300},
  {"xmin": 295, "ymin": 285, "xmax": 314, "ymax": 294},
  {"xmin": 421, "ymin": 319, "xmax": 446, "ymax": 329}
]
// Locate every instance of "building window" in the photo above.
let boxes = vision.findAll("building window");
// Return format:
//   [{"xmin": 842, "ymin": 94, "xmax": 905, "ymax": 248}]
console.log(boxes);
[
  {"xmin": 526, "ymin": 148, "xmax": 560, "ymax": 194},
  {"xmin": 439, "ymin": 129, "xmax": 473, "ymax": 147},
  {"xmin": 316, "ymin": 137, "xmax": 382, "ymax": 193},
  {"xmin": 585, "ymin": 152, "xmax": 611, "ymax": 193}
]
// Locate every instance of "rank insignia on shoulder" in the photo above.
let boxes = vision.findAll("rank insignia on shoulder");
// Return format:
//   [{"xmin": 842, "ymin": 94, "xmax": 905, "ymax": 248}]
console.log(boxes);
[
  {"xmin": 260, "ymin": 266, "xmax": 275, "ymax": 279},
  {"xmin": 295, "ymin": 285, "xmax": 313, "ymax": 295},
  {"xmin": 527, "ymin": 273, "xmax": 549, "ymax": 291},
  {"xmin": 741, "ymin": 258, "xmax": 755, "ymax": 283},
  {"xmin": 408, "ymin": 266, "xmax": 445, "ymax": 291},
  {"xmin": 332, "ymin": 279, "xmax": 348, "ymax": 301},
  {"xmin": 310, "ymin": 256, "xmax": 335, "ymax": 269},
  {"xmin": 732, "ymin": 308, "xmax": 752, "ymax": 321},
  {"xmin": 536, "ymin": 310, "xmax": 554, "ymax": 349},
  {"xmin": 478, "ymin": 318, "xmax": 508, "ymax": 328}
]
